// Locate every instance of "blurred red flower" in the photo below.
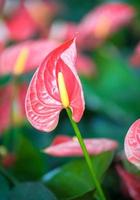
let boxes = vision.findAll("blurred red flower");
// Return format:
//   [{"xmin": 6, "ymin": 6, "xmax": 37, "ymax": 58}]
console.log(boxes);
[
  {"xmin": 44, "ymin": 135, "xmax": 118, "ymax": 157},
  {"xmin": 2, "ymin": 153, "xmax": 16, "ymax": 168},
  {"xmin": 0, "ymin": 39, "xmax": 59, "ymax": 76},
  {"xmin": 0, "ymin": 38, "xmax": 92, "ymax": 76},
  {"xmin": 5, "ymin": 5, "xmax": 37, "ymax": 41},
  {"xmin": 0, "ymin": 85, "xmax": 12, "ymax": 133},
  {"xmin": 25, "ymin": 39, "xmax": 85, "ymax": 132},
  {"xmin": 76, "ymin": 54, "xmax": 96, "ymax": 76},
  {"xmin": 116, "ymin": 165, "xmax": 140, "ymax": 200},
  {"xmin": 78, "ymin": 3, "xmax": 135, "ymax": 48},
  {"xmin": 0, "ymin": 83, "xmax": 28, "ymax": 133},
  {"xmin": 130, "ymin": 43, "xmax": 140, "ymax": 67}
]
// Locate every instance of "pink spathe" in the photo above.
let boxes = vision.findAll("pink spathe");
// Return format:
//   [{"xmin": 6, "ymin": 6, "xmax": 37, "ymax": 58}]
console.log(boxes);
[
  {"xmin": 25, "ymin": 39, "xmax": 85, "ymax": 132},
  {"xmin": 44, "ymin": 135, "xmax": 118, "ymax": 157},
  {"xmin": 0, "ymin": 39, "xmax": 59, "ymax": 76}
]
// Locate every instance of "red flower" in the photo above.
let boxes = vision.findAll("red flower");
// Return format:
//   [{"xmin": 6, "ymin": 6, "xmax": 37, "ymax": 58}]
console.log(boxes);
[
  {"xmin": 78, "ymin": 3, "xmax": 135, "ymax": 48},
  {"xmin": 25, "ymin": 39, "xmax": 85, "ymax": 132},
  {"xmin": 116, "ymin": 165, "xmax": 140, "ymax": 200},
  {"xmin": 124, "ymin": 119, "xmax": 140, "ymax": 169},
  {"xmin": 5, "ymin": 5, "xmax": 37, "ymax": 41},
  {"xmin": 0, "ymin": 39, "xmax": 59, "ymax": 76},
  {"xmin": 0, "ymin": 83, "xmax": 28, "ymax": 133},
  {"xmin": 0, "ymin": 85, "xmax": 12, "ymax": 133},
  {"xmin": 44, "ymin": 135, "xmax": 118, "ymax": 157},
  {"xmin": 2, "ymin": 154, "xmax": 16, "ymax": 168}
]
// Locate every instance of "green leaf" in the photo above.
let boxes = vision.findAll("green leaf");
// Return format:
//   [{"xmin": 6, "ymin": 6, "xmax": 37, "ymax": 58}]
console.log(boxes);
[
  {"xmin": 0, "ymin": 75, "xmax": 12, "ymax": 86},
  {"xmin": 8, "ymin": 182, "xmax": 57, "ymax": 200},
  {"xmin": 44, "ymin": 151, "xmax": 114, "ymax": 200},
  {"xmin": 12, "ymin": 136, "xmax": 45, "ymax": 181},
  {"xmin": 82, "ymin": 45, "xmax": 140, "ymax": 123},
  {"xmin": 123, "ymin": 159, "xmax": 140, "ymax": 175}
]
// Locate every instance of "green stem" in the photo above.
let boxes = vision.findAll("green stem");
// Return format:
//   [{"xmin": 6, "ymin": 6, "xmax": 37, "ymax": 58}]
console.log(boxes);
[{"xmin": 66, "ymin": 108, "xmax": 106, "ymax": 200}]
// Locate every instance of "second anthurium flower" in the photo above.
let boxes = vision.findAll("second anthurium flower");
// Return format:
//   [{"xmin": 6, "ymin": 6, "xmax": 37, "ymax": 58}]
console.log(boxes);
[{"xmin": 25, "ymin": 38, "xmax": 85, "ymax": 132}]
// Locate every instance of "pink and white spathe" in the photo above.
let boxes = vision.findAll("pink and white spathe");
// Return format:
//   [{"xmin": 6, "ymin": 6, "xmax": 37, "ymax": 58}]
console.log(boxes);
[
  {"xmin": 124, "ymin": 119, "xmax": 140, "ymax": 169},
  {"xmin": 44, "ymin": 135, "xmax": 118, "ymax": 157},
  {"xmin": 25, "ymin": 39, "xmax": 85, "ymax": 132}
]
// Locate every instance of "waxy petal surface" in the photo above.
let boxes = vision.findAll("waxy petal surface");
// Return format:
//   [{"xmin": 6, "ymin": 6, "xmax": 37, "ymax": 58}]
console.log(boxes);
[
  {"xmin": 0, "ymin": 39, "xmax": 59, "ymax": 76},
  {"xmin": 124, "ymin": 119, "xmax": 140, "ymax": 169},
  {"xmin": 44, "ymin": 135, "xmax": 118, "ymax": 157},
  {"xmin": 25, "ymin": 39, "xmax": 85, "ymax": 132}
]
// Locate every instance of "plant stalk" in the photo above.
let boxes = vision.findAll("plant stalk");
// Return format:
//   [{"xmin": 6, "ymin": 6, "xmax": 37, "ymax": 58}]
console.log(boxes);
[{"xmin": 66, "ymin": 108, "xmax": 106, "ymax": 200}]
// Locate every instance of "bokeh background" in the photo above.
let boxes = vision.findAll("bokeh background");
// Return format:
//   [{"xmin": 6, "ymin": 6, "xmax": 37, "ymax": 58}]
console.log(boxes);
[{"xmin": 0, "ymin": 0, "xmax": 140, "ymax": 199}]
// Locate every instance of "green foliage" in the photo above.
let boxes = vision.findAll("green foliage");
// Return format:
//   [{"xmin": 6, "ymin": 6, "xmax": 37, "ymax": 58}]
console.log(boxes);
[
  {"xmin": 11, "ymin": 136, "xmax": 45, "ymax": 181},
  {"xmin": 8, "ymin": 182, "xmax": 57, "ymax": 200},
  {"xmin": 0, "ymin": 175, "xmax": 10, "ymax": 200},
  {"xmin": 0, "ymin": 75, "xmax": 12, "ymax": 86},
  {"xmin": 44, "ymin": 151, "xmax": 114, "ymax": 199},
  {"xmin": 83, "ymin": 45, "xmax": 140, "ymax": 122}
]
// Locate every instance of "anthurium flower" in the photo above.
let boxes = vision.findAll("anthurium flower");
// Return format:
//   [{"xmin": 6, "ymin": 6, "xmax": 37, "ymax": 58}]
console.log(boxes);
[
  {"xmin": 0, "ymin": 39, "xmax": 59, "ymax": 76},
  {"xmin": 130, "ymin": 43, "xmax": 140, "ymax": 67},
  {"xmin": 124, "ymin": 119, "xmax": 140, "ymax": 169},
  {"xmin": 25, "ymin": 38, "xmax": 85, "ymax": 132},
  {"xmin": 44, "ymin": 135, "xmax": 118, "ymax": 156},
  {"xmin": 78, "ymin": 3, "xmax": 135, "ymax": 48},
  {"xmin": 116, "ymin": 165, "xmax": 140, "ymax": 200},
  {"xmin": 5, "ymin": 5, "xmax": 37, "ymax": 41}
]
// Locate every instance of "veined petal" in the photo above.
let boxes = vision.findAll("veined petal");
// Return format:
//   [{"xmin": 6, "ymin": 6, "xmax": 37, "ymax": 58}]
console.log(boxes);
[
  {"xmin": 25, "ymin": 70, "xmax": 62, "ymax": 132},
  {"xmin": 44, "ymin": 135, "xmax": 118, "ymax": 157},
  {"xmin": 60, "ymin": 39, "xmax": 85, "ymax": 121},
  {"xmin": 124, "ymin": 119, "xmax": 140, "ymax": 169},
  {"xmin": 25, "ymin": 39, "xmax": 85, "ymax": 132}
]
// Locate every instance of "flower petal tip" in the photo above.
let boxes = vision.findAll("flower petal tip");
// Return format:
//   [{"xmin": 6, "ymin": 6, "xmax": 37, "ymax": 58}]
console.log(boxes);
[{"xmin": 124, "ymin": 119, "xmax": 140, "ymax": 169}]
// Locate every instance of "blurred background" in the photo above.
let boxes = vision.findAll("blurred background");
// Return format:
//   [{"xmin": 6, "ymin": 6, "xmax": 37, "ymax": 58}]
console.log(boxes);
[{"xmin": 0, "ymin": 0, "xmax": 140, "ymax": 199}]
